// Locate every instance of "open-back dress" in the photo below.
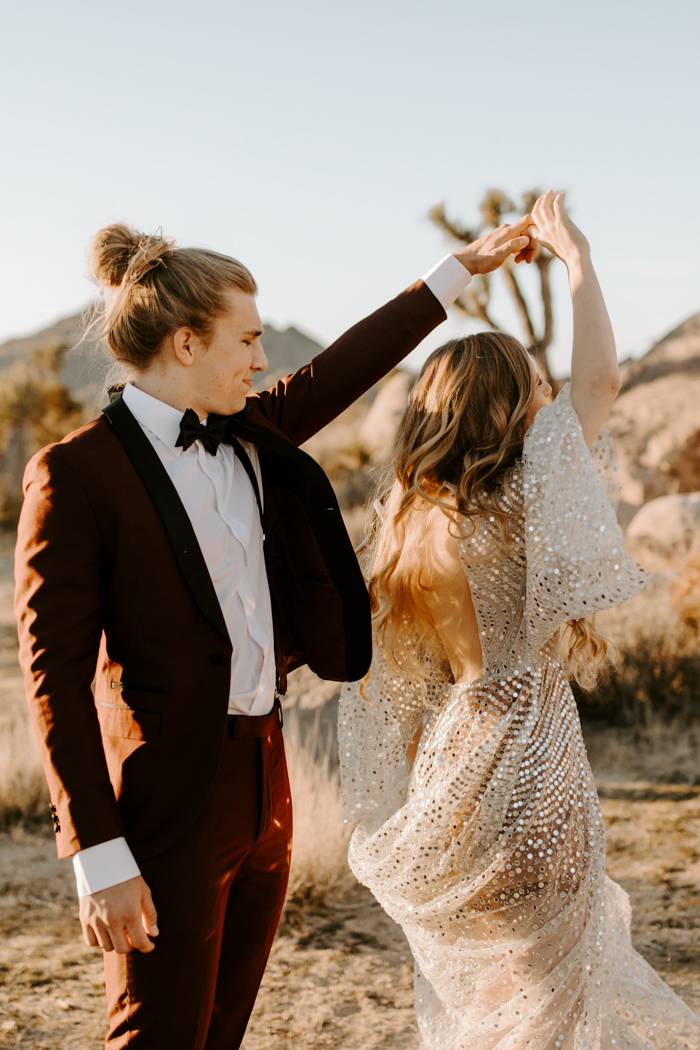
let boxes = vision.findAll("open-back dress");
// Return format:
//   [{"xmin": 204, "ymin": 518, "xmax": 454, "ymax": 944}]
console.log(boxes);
[{"xmin": 339, "ymin": 386, "xmax": 700, "ymax": 1049}]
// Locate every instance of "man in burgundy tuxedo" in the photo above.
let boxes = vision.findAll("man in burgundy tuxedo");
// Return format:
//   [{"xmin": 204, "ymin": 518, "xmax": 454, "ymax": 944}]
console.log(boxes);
[{"xmin": 15, "ymin": 219, "xmax": 534, "ymax": 1049}]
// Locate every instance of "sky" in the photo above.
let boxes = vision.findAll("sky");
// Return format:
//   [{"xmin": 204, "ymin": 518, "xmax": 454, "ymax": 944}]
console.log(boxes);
[{"xmin": 1, "ymin": 0, "xmax": 699, "ymax": 377}]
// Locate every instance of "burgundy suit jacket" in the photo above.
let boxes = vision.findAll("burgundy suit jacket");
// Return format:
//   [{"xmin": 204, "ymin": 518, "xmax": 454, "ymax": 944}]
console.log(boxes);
[{"xmin": 15, "ymin": 279, "xmax": 444, "ymax": 861}]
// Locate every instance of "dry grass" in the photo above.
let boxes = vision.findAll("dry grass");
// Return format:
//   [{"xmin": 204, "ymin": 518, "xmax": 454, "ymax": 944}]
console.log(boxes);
[
  {"xmin": 0, "ymin": 712, "xmax": 47, "ymax": 827},
  {"xmin": 584, "ymin": 718, "xmax": 700, "ymax": 785},
  {"xmin": 0, "ymin": 533, "xmax": 50, "ymax": 829},
  {"xmin": 576, "ymin": 574, "xmax": 700, "ymax": 711},
  {"xmin": 281, "ymin": 710, "xmax": 355, "ymax": 903},
  {"xmin": 0, "ymin": 698, "xmax": 355, "ymax": 906},
  {"xmin": 672, "ymin": 547, "xmax": 700, "ymax": 630},
  {"xmin": 571, "ymin": 571, "xmax": 700, "ymax": 785}
]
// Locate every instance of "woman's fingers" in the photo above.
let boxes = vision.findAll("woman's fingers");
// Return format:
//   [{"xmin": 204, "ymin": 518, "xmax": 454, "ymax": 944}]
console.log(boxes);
[
  {"xmin": 531, "ymin": 190, "xmax": 560, "ymax": 249},
  {"xmin": 534, "ymin": 189, "xmax": 554, "ymax": 222},
  {"xmin": 532, "ymin": 193, "xmax": 546, "ymax": 219}
]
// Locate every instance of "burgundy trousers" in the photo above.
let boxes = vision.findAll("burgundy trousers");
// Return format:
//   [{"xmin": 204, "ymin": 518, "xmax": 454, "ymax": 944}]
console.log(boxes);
[{"xmin": 104, "ymin": 704, "xmax": 292, "ymax": 1049}]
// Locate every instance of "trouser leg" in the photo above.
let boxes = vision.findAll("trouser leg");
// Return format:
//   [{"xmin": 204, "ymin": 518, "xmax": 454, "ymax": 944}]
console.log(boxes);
[
  {"xmin": 103, "ymin": 733, "xmax": 271, "ymax": 1049},
  {"xmin": 205, "ymin": 728, "xmax": 292, "ymax": 1050}
]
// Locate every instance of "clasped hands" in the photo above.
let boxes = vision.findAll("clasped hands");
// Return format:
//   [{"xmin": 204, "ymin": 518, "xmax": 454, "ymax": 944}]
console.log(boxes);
[
  {"xmin": 457, "ymin": 190, "xmax": 590, "ymax": 276},
  {"xmin": 455, "ymin": 211, "xmax": 539, "ymax": 277}
]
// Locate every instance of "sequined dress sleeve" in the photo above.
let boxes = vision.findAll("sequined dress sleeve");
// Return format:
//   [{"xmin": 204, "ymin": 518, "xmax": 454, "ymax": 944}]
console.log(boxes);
[{"xmin": 520, "ymin": 383, "xmax": 647, "ymax": 656}]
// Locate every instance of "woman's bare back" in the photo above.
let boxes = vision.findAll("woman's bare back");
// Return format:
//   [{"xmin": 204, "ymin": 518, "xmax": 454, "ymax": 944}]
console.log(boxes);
[{"xmin": 420, "ymin": 507, "xmax": 483, "ymax": 685}]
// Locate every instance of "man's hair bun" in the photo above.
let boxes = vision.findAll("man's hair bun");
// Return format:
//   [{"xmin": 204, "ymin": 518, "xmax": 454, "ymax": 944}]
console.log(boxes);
[{"xmin": 88, "ymin": 223, "xmax": 175, "ymax": 289}]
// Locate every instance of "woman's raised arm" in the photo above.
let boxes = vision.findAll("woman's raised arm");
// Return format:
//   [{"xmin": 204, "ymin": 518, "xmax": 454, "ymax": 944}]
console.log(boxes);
[{"xmin": 532, "ymin": 190, "xmax": 620, "ymax": 445}]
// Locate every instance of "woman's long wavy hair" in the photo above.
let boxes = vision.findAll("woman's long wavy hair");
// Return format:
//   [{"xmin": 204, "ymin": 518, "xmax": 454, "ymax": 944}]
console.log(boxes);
[{"xmin": 364, "ymin": 332, "xmax": 615, "ymax": 693}]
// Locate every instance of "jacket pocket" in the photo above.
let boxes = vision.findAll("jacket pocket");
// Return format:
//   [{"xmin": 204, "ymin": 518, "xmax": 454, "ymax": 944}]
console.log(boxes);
[{"xmin": 96, "ymin": 702, "xmax": 162, "ymax": 742}]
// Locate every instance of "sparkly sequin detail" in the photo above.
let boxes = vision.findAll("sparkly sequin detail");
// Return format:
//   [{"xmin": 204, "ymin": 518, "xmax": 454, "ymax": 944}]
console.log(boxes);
[{"xmin": 339, "ymin": 386, "xmax": 699, "ymax": 1048}]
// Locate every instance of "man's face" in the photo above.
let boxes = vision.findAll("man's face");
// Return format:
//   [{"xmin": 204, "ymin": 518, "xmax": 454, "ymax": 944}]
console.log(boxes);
[{"xmin": 189, "ymin": 289, "xmax": 268, "ymax": 416}]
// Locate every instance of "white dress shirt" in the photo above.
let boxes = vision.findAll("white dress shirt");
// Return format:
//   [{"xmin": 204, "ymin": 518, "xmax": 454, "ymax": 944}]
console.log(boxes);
[
  {"xmin": 72, "ymin": 253, "xmax": 472, "ymax": 896},
  {"xmin": 122, "ymin": 382, "xmax": 276, "ymax": 717}
]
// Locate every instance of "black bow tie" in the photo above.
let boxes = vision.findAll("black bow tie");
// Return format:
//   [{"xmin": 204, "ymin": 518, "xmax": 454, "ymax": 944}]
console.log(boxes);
[{"xmin": 176, "ymin": 409, "xmax": 230, "ymax": 456}]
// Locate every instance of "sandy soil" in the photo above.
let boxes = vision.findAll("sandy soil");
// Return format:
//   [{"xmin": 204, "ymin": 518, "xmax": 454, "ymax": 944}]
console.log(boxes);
[{"xmin": 1, "ymin": 782, "xmax": 699, "ymax": 1049}]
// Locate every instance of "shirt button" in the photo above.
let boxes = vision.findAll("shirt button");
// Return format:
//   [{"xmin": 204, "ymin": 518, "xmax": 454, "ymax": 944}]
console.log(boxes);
[{"xmin": 209, "ymin": 652, "xmax": 229, "ymax": 667}]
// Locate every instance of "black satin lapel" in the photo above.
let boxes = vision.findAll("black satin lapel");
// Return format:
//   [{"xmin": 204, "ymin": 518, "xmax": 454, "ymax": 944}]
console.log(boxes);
[{"xmin": 103, "ymin": 396, "xmax": 230, "ymax": 643}]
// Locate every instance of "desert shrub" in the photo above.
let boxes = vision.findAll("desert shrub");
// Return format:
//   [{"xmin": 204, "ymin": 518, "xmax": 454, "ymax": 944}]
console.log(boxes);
[
  {"xmin": 0, "ymin": 710, "xmax": 49, "ymax": 827},
  {"xmin": 574, "ymin": 575, "xmax": 700, "ymax": 728},
  {"xmin": 672, "ymin": 548, "xmax": 700, "ymax": 631},
  {"xmin": 283, "ymin": 710, "xmax": 355, "ymax": 903},
  {"xmin": 573, "ymin": 641, "xmax": 700, "ymax": 726},
  {"xmin": 0, "ymin": 344, "xmax": 84, "ymax": 528},
  {"xmin": 583, "ymin": 714, "xmax": 700, "ymax": 785}
]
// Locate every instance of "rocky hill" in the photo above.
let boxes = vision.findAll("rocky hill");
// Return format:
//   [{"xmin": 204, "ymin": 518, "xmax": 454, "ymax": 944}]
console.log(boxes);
[{"xmin": 608, "ymin": 312, "xmax": 700, "ymax": 509}]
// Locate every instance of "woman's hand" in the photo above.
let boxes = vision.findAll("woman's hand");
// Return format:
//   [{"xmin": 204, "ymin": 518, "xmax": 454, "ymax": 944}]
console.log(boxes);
[
  {"xmin": 454, "ymin": 213, "xmax": 538, "ymax": 275},
  {"xmin": 531, "ymin": 190, "xmax": 589, "ymax": 268}
]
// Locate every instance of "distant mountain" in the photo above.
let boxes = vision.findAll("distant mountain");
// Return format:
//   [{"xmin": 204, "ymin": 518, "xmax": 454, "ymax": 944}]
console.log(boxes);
[
  {"xmin": 0, "ymin": 309, "xmax": 325, "ymax": 408},
  {"xmin": 250, "ymin": 324, "xmax": 325, "ymax": 391}
]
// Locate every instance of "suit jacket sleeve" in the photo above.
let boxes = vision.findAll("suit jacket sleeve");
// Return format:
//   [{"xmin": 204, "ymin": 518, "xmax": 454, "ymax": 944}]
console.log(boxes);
[
  {"xmin": 251, "ymin": 279, "xmax": 445, "ymax": 446},
  {"xmin": 15, "ymin": 444, "xmax": 125, "ymax": 858}
]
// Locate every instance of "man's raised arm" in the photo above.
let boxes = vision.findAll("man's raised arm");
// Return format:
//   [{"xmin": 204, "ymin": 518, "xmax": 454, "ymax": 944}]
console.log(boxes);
[{"xmin": 252, "ymin": 217, "xmax": 535, "ymax": 446}]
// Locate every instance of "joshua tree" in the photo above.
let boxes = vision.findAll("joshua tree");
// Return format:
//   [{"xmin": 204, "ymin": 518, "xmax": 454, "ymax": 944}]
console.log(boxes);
[
  {"xmin": 0, "ymin": 343, "xmax": 83, "ymax": 526},
  {"xmin": 430, "ymin": 188, "xmax": 559, "ymax": 389}
]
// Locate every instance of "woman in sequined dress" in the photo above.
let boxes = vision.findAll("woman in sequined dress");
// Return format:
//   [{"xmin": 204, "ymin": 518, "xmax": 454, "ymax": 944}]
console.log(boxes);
[{"xmin": 339, "ymin": 191, "xmax": 700, "ymax": 1049}]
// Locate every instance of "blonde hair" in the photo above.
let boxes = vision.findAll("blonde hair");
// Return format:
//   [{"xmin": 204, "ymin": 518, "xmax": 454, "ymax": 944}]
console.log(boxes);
[
  {"xmin": 365, "ymin": 333, "xmax": 614, "ymax": 693},
  {"xmin": 87, "ymin": 223, "xmax": 257, "ymax": 371}
]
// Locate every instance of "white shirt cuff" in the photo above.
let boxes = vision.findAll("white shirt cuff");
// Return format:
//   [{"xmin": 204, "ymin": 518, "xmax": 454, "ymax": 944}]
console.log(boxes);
[
  {"xmin": 421, "ymin": 254, "xmax": 472, "ymax": 311},
  {"xmin": 72, "ymin": 837, "xmax": 141, "ymax": 897}
]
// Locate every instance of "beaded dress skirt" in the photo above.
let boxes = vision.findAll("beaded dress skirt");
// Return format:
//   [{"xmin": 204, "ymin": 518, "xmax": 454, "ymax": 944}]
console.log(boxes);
[{"xmin": 339, "ymin": 387, "xmax": 700, "ymax": 1049}]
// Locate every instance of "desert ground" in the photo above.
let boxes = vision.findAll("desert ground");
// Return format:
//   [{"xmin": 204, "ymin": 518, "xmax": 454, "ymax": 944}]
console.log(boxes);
[
  {"xmin": 2, "ymin": 786, "xmax": 699, "ymax": 1049},
  {"xmin": 1, "ymin": 526, "xmax": 699, "ymax": 1049}
]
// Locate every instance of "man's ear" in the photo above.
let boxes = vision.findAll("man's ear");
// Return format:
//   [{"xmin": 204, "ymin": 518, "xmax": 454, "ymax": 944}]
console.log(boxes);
[{"xmin": 172, "ymin": 327, "xmax": 197, "ymax": 368}]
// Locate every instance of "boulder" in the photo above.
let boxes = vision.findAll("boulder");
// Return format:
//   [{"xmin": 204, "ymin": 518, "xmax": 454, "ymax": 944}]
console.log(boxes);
[{"xmin": 626, "ymin": 491, "xmax": 700, "ymax": 562}]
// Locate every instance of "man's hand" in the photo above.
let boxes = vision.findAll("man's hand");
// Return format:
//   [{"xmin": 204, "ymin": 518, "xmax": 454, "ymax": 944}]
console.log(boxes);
[
  {"xmin": 79, "ymin": 874, "xmax": 159, "ymax": 954},
  {"xmin": 454, "ymin": 213, "xmax": 538, "ymax": 275}
]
